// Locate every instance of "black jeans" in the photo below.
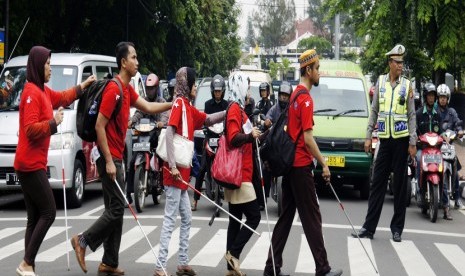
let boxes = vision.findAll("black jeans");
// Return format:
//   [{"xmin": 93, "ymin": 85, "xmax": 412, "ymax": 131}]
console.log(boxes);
[
  {"xmin": 193, "ymin": 144, "xmax": 213, "ymax": 201},
  {"xmin": 226, "ymin": 200, "xmax": 261, "ymax": 270},
  {"xmin": 83, "ymin": 157, "xmax": 125, "ymax": 267},
  {"xmin": 363, "ymin": 137, "xmax": 409, "ymax": 234},
  {"xmin": 17, "ymin": 169, "xmax": 56, "ymax": 267},
  {"xmin": 265, "ymin": 166, "xmax": 331, "ymax": 276}
]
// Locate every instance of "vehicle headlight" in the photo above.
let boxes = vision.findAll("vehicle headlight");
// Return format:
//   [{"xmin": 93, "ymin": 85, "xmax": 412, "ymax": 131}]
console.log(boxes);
[
  {"xmin": 352, "ymin": 139, "xmax": 365, "ymax": 151},
  {"xmin": 49, "ymin": 132, "xmax": 75, "ymax": 150}
]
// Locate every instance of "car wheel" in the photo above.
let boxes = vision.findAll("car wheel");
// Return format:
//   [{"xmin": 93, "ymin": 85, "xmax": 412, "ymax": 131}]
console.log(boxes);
[{"xmin": 67, "ymin": 159, "xmax": 85, "ymax": 208}]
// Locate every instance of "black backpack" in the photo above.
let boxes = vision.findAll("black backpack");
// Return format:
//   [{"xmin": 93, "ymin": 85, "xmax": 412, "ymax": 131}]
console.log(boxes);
[
  {"xmin": 76, "ymin": 78, "xmax": 123, "ymax": 142},
  {"xmin": 259, "ymin": 89, "xmax": 307, "ymax": 177}
]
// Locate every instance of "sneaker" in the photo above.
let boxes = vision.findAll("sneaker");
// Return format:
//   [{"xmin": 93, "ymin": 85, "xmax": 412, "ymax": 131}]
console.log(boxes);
[{"xmin": 455, "ymin": 199, "xmax": 465, "ymax": 210}]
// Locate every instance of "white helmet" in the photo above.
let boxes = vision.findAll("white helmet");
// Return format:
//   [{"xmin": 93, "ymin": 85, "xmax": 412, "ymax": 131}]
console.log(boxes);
[{"xmin": 437, "ymin": 84, "xmax": 451, "ymax": 104}]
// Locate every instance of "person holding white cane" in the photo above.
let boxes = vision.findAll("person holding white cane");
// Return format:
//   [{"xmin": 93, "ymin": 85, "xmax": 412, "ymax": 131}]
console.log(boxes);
[{"xmin": 13, "ymin": 45, "xmax": 96, "ymax": 276}]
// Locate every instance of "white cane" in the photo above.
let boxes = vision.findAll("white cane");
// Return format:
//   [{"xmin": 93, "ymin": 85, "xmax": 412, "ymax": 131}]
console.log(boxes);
[
  {"xmin": 114, "ymin": 179, "xmax": 167, "ymax": 276},
  {"xmin": 59, "ymin": 124, "xmax": 70, "ymax": 270},
  {"xmin": 255, "ymin": 139, "xmax": 276, "ymax": 276}
]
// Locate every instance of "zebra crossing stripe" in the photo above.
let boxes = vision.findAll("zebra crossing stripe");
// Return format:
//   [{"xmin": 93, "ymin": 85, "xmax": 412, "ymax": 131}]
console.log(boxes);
[
  {"xmin": 0, "ymin": 227, "xmax": 66, "ymax": 261},
  {"xmin": 347, "ymin": 237, "xmax": 378, "ymax": 276},
  {"xmin": 391, "ymin": 239, "xmax": 435, "ymax": 276},
  {"xmin": 136, "ymin": 227, "xmax": 200, "ymax": 264},
  {"xmin": 295, "ymin": 234, "xmax": 316, "ymax": 273},
  {"xmin": 435, "ymin": 243, "xmax": 465, "ymax": 274},
  {"xmin": 189, "ymin": 229, "xmax": 227, "ymax": 267},
  {"xmin": 0, "ymin": 227, "xmax": 24, "ymax": 241},
  {"xmin": 87, "ymin": 226, "xmax": 157, "ymax": 261},
  {"xmin": 241, "ymin": 232, "xmax": 271, "ymax": 270},
  {"xmin": 35, "ymin": 227, "xmax": 72, "ymax": 262}
]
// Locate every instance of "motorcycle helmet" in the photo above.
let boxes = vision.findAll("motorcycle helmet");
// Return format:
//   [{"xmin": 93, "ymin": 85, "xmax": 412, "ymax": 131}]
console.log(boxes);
[
  {"xmin": 167, "ymin": 78, "xmax": 176, "ymax": 100},
  {"xmin": 436, "ymin": 84, "xmax": 451, "ymax": 104},
  {"xmin": 259, "ymin": 82, "xmax": 270, "ymax": 97},
  {"xmin": 278, "ymin": 81, "xmax": 293, "ymax": 96},
  {"xmin": 145, "ymin": 73, "xmax": 159, "ymax": 100},
  {"xmin": 422, "ymin": 82, "xmax": 437, "ymax": 101},
  {"xmin": 210, "ymin": 74, "xmax": 226, "ymax": 99}
]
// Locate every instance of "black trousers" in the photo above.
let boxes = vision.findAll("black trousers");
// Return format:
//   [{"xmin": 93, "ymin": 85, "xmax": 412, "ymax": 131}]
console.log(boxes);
[
  {"xmin": 17, "ymin": 169, "xmax": 56, "ymax": 267},
  {"xmin": 226, "ymin": 200, "xmax": 261, "ymax": 270},
  {"xmin": 83, "ymin": 157, "xmax": 125, "ymax": 267},
  {"xmin": 265, "ymin": 166, "xmax": 331, "ymax": 276},
  {"xmin": 193, "ymin": 144, "xmax": 213, "ymax": 201},
  {"xmin": 363, "ymin": 137, "xmax": 409, "ymax": 234}
]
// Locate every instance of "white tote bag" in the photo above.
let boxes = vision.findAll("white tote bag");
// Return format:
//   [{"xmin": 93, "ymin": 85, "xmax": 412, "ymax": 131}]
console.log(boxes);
[{"xmin": 156, "ymin": 100, "xmax": 194, "ymax": 168}]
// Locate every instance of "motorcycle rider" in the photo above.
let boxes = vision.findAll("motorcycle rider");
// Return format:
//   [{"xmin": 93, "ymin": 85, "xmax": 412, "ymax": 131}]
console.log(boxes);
[
  {"xmin": 415, "ymin": 83, "xmax": 442, "ymax": 212},
  {"xmin": 437, "ymin": 84, "xmax": 464, "ymax": 211},
  {"xmin": 192, "ymin": 74, "xmax": 228, "ymax": 211},
  {"xmin": 126, "ymin": 73, "xmax": 170, "ymax": 204},
  {"xmin": 256, "ymin": 82, "xmax": 273, "ymax": 116},
  {"xmin": 167, "ymin": 78, "xmax": 176, "ymax": 102}
]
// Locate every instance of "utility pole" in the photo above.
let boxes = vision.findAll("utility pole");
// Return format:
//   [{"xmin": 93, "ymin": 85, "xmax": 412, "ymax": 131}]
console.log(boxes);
[{"xmin": 335, "ymin": 13, "xmax": 340, "ymax": 60}]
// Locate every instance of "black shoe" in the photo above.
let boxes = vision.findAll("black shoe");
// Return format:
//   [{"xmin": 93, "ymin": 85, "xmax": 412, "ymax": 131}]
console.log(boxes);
[
  {"xmin": 392, "ymin": 232, "xmax": 402, "ymax": 242},
  {"xmin": 263, "ymin": 269, "xmax": 290, "ymax": 276},
  {"xmin": 351, "ymin": 228, "xmax": 373, "ymax": 239},
  {"xmin": 325, "ymin": 268, "xmax": 343, "ymax": 276}
]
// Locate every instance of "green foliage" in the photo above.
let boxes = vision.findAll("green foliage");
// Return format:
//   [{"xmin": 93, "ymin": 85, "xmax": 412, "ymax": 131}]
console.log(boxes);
[
  {"xmin": 0, "ymin": 0, "xmax": 241, "ymax": 78},
  {"xmin": 297, "ymin": 36, "xmax": 332, "ymax": 53}
]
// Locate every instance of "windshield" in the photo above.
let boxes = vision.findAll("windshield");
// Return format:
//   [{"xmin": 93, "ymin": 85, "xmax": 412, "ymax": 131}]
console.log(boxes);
[
  {"xmin": 194, "ymin": 83, "xmax": 211, "ymax": 112},
  {"xmin": 249, "ymin": 81, "xmax": 263, "ymax": 103},
  {"xmin": 311, "ymin": 77, "xmax": 368, "ymax": 117},
  {"xmin": 0, "ymin": 65, "xmax": 78, "ymax": 111}
]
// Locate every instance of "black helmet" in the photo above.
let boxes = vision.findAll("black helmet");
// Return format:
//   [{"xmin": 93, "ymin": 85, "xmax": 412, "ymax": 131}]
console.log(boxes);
[
  {"xmin": 259, "ymin": 82, "xmax": 270, "ymax": 97},
  {"xmin": 210, "ymin": 74, "xmax": 226, "ymax": 99},
  {"xmin": 423, "ymin": 82, "xmax": 437, "ymax": 100},
  {"xmin": 278, "ymin": 81, "xmax": 293, "ymax": 95}
]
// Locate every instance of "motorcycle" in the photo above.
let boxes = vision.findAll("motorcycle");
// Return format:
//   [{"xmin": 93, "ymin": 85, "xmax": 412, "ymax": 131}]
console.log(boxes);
[
  {"xmin": 132, "ymin": 118, "xmax": 164, "ymax": 213},
  {"xmin": 441, "ymin": 129, "xmax": 458, "ymax": 202},
  {"xmin": 203, "ymin": 123, "xmax": 224, "ymax": 223},
  {"xmin": 416, "ymin": 132, "xmax": 444, "ymax": 222}
]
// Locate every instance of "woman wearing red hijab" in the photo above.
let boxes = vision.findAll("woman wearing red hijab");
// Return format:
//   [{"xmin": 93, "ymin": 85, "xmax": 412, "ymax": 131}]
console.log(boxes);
[{"xmin": 14, "ymin": 46, "xmax": 95, "ymax": 276}]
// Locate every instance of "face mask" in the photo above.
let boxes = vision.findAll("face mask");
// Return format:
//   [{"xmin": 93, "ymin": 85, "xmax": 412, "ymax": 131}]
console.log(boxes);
[{"xmin": 278, "ymin": 100, "xmax": 288, "ymax": 110}]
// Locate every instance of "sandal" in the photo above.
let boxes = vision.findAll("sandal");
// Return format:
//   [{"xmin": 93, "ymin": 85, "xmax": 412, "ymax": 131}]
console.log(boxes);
[
  {"xmin": 191, "ymin": 200, "xmax": 197, "ymax": 211},
  {"xmin": 176, "ymin": 265, "xmax": 196, "ymax": 276},
  {"xmin": 224, "ymin": 251, "xmax": 241, "ymax": 276},
  {"xmin": 16, "ymin": 267, "xmax": 36, "ymax": 276},
  {"xmin": 154, "ymin": 269, "xmax": 172, "ymax": 276}
]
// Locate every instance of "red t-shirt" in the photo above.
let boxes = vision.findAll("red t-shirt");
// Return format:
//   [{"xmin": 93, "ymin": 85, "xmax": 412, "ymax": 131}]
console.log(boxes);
[
  {"xmin": 226, "ymin": 103, "xmax": 253, "ymax": 182},
  {"xmin": 98, "ymin": 75, "xmax": 139, "ymax": 160},
  {"xmin": 163, "ymin": 97, "xmax": 207, "ymax": 190},
  {"xmin": 14, "ymin": 83, "xmax": 78, "ymax": 172},
  {"xmin": 288, "ymin": 84, "xmax": 314, "ymax": 167}
]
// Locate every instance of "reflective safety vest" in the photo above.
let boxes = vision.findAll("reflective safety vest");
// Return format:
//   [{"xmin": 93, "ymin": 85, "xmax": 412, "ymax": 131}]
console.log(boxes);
[{"xmin": 377, "ymin": 74, "xmax": 410, "ymax": 139}]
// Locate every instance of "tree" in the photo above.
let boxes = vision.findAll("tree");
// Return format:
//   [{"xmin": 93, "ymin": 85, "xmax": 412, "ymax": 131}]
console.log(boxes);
[
  {"xmin": 297, "ymin": 36, "xmax": 332, "ymax": 53},
  {"xmin": 254, "ymin": 0, "xmax": 296, "ymax": 53},
  {"xmin": 245, "ymin": 14, "xmax": 256, "ymax": 49}
]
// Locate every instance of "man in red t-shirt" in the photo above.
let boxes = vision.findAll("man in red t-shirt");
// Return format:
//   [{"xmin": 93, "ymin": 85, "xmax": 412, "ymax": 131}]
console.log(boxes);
[
  {"xmin": 70, "ymin": 42, "xmax": 171, "ymax": 275},
  {"xmin": 263, "ymin": 50, "xmax": 342, "ymax": 276}
]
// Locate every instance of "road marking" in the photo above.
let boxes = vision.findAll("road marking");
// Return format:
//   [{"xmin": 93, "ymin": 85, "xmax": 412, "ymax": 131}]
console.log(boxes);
[
  {"xmin": 241, "ymin": 232, "xmax": 271, "ymax": 270},
  {"xmin": 136, "ymin": 227, "xmax": 200, "ymax": 264},
  {"xmin": 79, "ymin": 204, "xmax": 105, "ymax": 217},
  {"xmin": 391, "ymin": 239, "xmax": 435, "ymax": 276},
  {"xmin": 435, "ymin": 243, "xmax": 465, "ymax": 274},
  {"xmin": 87, "ymin": 225, "xmax": 157, "ymax": 261},
  {"xmin": 190, "ymin": 229, "xmax": 227, "ymax": 267},
  {"xmin": 295, "ymin": 234, "xmax": 316, "ymax": 273},
  {"xmin": 36, "ymin": 227, "xmax": 72, "ymax": 262},
  {"xmin": 0, "ymin": 227, "xmax": 66, "ymax": 261},
  {"xmin": 0, "ymin": 227, "xmax": 24, "ymax": 241},
  {"xmin": 347, "ymin": 237, "xmax": 378, "ymax": 276}
]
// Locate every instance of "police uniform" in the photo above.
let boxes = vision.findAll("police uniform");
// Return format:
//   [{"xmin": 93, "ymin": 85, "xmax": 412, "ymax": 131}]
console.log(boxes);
[{"xmin": 354, "ymin": 45, "xmax": 417, "ymax": 242}]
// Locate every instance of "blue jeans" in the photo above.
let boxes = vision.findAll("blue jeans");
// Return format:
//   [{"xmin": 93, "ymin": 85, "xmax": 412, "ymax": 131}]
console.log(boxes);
[{"xmin": 156, "ymin": 186, "xmax": 192, "ymax": 269}]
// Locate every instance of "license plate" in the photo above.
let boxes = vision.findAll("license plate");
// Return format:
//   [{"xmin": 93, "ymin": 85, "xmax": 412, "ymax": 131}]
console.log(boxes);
[
  {"xmin": 6, "ymin": 173, "xmax": 20, "ymax": 185},
  {"xmin": 423, "ymin": 154, "xmax": 441, "ymax": 164},
  {"xmin": 133, "ymin": 142, "xmax": 150, "ymax": 152},
  {"xmin": 208, "ymin": 138, "xmax": 219, "ymax": 147},
  {"xmin": 324, "ymin": 155, "xmax": 345, "ymax": 167}
]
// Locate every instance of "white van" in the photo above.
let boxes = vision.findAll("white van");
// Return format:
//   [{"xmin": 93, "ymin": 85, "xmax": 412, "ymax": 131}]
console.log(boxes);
[{"xmin": 0, "ymin": 53, "xmax": 135, "ymax": 208}]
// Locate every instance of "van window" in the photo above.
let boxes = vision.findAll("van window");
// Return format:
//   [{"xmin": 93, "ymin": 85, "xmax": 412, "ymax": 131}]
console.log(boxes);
[
  {"xmin": 96, "ymin": 66, "xmax": 111, "ymax": 80},
  {"xmin": 111, "ymin": 67, "xmax": 119, "ymax": 77},
  {"xmin": 0, "ymin": 65, "xmax": 79, "ymax": 111},
  {"xmin": 81, "ymin": 66, "xmax": 93, "ymax": 83},
  {"xmin": 311, "ymin": 77, "xmax": 368, "ymax": 117}
]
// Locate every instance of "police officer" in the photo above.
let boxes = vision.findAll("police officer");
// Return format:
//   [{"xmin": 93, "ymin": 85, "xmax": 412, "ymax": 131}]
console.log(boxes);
[{"xmin": 352, "ymin": 44, "xmax": 417, "ymax": 243}]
